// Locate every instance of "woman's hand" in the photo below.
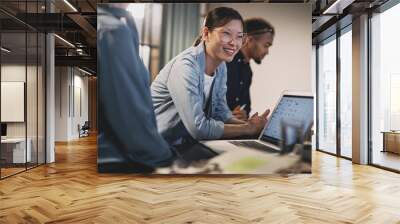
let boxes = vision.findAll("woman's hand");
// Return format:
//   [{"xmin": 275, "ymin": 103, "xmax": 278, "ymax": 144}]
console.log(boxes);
[{"xmin": 222, "ymin": 109, "xmax": 270, "ymax": 139}]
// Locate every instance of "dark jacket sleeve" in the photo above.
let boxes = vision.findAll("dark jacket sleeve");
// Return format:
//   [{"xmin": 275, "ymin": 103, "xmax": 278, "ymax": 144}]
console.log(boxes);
[
  {"xmin": 98, "ymin": 18, "xmax": 175, "ymax": 171},
  {"xmin": 245, "ymin": 74, "xmax": 252, "ymax": 116}
]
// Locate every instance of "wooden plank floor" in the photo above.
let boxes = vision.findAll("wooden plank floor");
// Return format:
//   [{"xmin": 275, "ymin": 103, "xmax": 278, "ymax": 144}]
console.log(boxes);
[
  {"xmin": 372, "ymin": 151, "xmax": 400, "ymax": 171},
  {"xmin": 1, "ymin": 167, "xmax": 26, "ymax": 178},
  {"xmin": 1, "ymin": 135, "xmax": 400, "ymax": 224}
]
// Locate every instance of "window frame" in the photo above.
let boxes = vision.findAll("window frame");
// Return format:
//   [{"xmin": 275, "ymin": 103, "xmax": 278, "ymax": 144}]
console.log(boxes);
[
  {"xmin": 368, "ymin": 0, "xmax": 400, "ymax": 173},
  {"xmin": 315, "ymin": 23, "xmax": 353, "ymax": 161}
]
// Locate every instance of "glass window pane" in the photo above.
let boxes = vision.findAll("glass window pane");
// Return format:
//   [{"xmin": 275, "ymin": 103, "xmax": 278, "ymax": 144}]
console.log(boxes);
[
  {"xmin": 340, "ymin": 28, "xmax": 352, "ymax": 158},
  {"xmin": 150, "ymin": 4, "xmax": 163, "ymax": 47},
  {"xmin": 27, "ymin": 31, "xmax": 38, "ymax": 169},
  {"xmin": 38, "ymin": 32, "xmax": 45, "ymax": 165},
  {"xmin": 371, "ymin": 3, "xmax": 400, "ymax": 171},
  {"xmin": 1, "ymin": 30, "xmax": 28, "ymax": 177},
  {"xmin": 312, "ymin": 46, "xmax": 317, "ymax": 150},
  {"xmin": 126, "ymin": 3, "xmax": 146, "ymax": 43},
  {"xmin": 139, "ymin": 44, "xmax": 150, "ymax": 69},
  {"xmin": 1, "ymin": 1, "xmax": 46, "ymax": 179},
  {"xmin": 318, "ymin": 36, "xmax": 337, "ymax": 154}
]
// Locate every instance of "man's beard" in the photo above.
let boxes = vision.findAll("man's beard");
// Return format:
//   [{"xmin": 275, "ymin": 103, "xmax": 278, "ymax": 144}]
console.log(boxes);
[{"xmin": 254, "ymin": 58, "xmax": 262, "ymax": 64}]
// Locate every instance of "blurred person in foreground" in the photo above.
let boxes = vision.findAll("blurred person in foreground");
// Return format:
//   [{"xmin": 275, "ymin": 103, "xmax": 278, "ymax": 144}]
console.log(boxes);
[{"xmin": 97, "ymin": 4, "xmax": 175, "ymax": 173}]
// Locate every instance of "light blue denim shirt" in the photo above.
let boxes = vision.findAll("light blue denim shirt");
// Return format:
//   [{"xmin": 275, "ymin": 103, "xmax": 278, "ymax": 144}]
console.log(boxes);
[{"xmin": 151, "ymin": 42, "xmax": 233, "ymax": 144}]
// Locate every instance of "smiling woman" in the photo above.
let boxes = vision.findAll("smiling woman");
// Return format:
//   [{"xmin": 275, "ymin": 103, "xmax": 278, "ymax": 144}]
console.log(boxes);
[{"xmin": 151, "ymin": 7, "xmax": 268, "ymax": 146}]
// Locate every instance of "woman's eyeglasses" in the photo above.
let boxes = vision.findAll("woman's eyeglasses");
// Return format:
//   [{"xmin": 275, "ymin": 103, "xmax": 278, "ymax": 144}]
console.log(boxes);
[{"xmin": 216, "ymin": 29, "xmax": 246, "ymax": 44}]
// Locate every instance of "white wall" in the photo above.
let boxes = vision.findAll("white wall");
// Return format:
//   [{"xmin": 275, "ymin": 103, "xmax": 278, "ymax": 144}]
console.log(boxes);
[
  {"xmin": 1, "ymin": 65, "xmax": 42, "ymax": 137},
  {"xmin": 73, "ymin": 73, "xmax": 89, "ymax": 138},
  {"xmin": 1, "ymin": 64, "xmax": 46, "ymax": 163},
  {"xmin": 208, "ymin": 3, "xmax": 312, "ymax": 114},
  {"xmin": 55, "ymin": 67, "xmax": 69, "ymax": 141},
  {"xmin": 55, "ymin": 67, "xmax": 89, "ymax": 141},
  {"xmin": 1, "ymin": 66, "xmax": 26, "ymax": 138}
]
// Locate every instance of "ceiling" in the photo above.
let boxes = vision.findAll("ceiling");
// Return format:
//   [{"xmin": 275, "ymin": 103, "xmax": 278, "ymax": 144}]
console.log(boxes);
[
  {"xmin": 1, "ymin": 0, "xmax": 98, "ymax": 74},
  {"xmin": 311, "ymin": 0, "xmax": 390, "ymax": 43}
]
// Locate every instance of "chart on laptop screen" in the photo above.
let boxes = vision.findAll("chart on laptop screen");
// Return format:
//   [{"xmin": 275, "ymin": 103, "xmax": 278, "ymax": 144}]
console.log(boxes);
[{"xmin": 262, "ymin": 95, "xmax": 314, "ymax": 143}]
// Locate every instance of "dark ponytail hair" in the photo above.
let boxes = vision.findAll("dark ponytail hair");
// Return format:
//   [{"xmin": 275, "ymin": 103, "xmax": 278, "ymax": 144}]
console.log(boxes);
[
  {"xmin": 193, "ymin": 7, "xmax": 244, "ymax": 46},
  {"xmin": 193, "ymin": 35, "xmax": 203, "ymax": 47}
]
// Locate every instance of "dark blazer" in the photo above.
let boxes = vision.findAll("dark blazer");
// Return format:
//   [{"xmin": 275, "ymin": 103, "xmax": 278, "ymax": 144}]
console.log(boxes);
[
  {"xmin": 97, "ymin": 5, "xmax": 175, "ymax": 173},
  {"xmin": 226, "ymin": 51, "xmax": 253, "ymax": 116}
]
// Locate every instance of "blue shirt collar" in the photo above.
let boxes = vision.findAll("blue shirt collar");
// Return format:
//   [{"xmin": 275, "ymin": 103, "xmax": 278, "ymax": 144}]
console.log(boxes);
[{"xmin": 193, "ymin": 41, "xmax": 225, "ymax": 76}]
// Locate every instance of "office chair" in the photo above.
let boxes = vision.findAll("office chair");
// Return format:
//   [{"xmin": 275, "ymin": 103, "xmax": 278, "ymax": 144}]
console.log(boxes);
[{"xmin": 79, "ymin": 121, "xmax": 90, "ymax": 138}]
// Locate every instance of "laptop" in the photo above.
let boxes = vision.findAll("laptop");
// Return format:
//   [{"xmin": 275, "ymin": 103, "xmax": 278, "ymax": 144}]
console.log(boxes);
[{"xmin": 200, "ymin": 91, "xmax": 314, "ymax": 154}]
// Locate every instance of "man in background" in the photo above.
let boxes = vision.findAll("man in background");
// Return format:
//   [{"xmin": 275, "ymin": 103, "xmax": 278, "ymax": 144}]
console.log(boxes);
[{"xmin": 226, "ymin": 18, "xmax": 275, "ymax": 121}]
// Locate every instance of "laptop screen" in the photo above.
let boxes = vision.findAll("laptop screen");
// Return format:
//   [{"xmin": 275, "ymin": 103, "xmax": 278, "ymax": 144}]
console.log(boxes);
[{"xmin": 260, "ymin": 94, "xmax": 314, "ymax": 146}]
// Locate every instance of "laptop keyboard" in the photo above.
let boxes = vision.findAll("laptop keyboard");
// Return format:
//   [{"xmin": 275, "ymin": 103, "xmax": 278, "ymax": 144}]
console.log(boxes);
[{"xmin": 229, "ymin": 141, "xmax": 278, "ymax": 153}]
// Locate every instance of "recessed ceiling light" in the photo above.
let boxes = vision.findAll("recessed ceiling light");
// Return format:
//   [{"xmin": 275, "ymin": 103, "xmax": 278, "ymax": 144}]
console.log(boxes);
[
  {"xmin": 78, "ymin": 67, "xmax": 92, "ymax": 76},
  {"xmin": 63, "ymin": 0, "xmax": 78, "ymax": 12},
  {"xmin": 1, "ymin": 47, "xmax": 11, "ymax": 53},
  {"xmin": 54, "ymin": 34, "xmax": 75, "ymax": 48},
  {"xmin": 322, "ymin": 0, "xmax": 354, "ymax": 15}
]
